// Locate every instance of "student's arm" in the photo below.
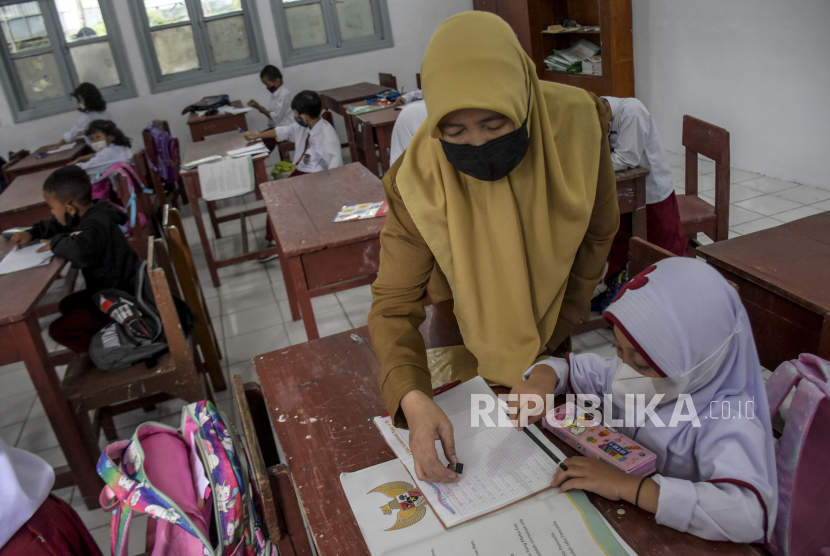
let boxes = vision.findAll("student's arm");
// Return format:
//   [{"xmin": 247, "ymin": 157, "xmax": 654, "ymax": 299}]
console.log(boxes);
[
  {"xmin": 609, "ymin": 106, "xmax": 648, "ymax": 171},
  {"xmin": 547, "ymin": 96, "xmax": 619, "ymax": 351},
  {"xmin": 27, "ymin": 217, "xmax": 68, "ymax": 241},
  {"xmin": 49, "ymin": 219, "xmax": 104, "ymax": 268},
  {"xmin": 320, "ymin": 132, "xmax": 343, "ymax": 170},
  {"xmin": 63, "ymin": 116, "xmax": 86, "ymax": 144},
  {"xmin": 247, "ymin": 100, "xmax": 270, "ymax": 117},
  {"xmin": 71, "ymin": 153, "xmax": 95, "ymax": 165},
  {"xmin": 272, "ymin": 124, "xmax": 296, "ymax": 143}
]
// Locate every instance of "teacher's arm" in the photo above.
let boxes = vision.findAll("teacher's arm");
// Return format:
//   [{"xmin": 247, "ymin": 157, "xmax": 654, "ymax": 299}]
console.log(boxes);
[{"xmin": 547, "ymin": 96, "xmax": 619, "ymax": 350}]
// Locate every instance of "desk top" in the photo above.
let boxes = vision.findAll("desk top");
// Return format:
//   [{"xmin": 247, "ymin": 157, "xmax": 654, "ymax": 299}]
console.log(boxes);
[
  {"xmin": 255, "ymin": 301, "xmax": 757, "ymax": 556},
  {"xmin": 6, "ymin": 141, "xmax": 87, "ymax": 175},
  {"xmin": 0, "ymin": 238, "xmax": 65, "ymax": 326},
  {"xmin": 186, "ymin": 100, "xmax": 244, "ymax": 125},
  {"xmin": 181, "ymin": 133, "xmax": 265, "ymax": 169},
  {"xmin": 615, "ymin": 166, "xmax": 650, "ymax": 181},
  {"xmin": 354, "ymin": 105, "xmax": 400, "ymax": 127},
  {"xmin": 260, "ymin": 163, "xmax": 386, "ymax": 257},
  {"xmin": 0, "ymin": 169, "xmax": 52, "ymax": 215},
  {"xmin": 698, "ymin": 211, "xmax": 830, "ymax": 314},
  {"xmin": 318, "ymin": 83, "xmax": 388, "ymax": 106}
]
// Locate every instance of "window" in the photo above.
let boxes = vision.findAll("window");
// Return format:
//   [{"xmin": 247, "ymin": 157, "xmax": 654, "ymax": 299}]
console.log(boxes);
[
  {"xmin": 0, "ymin": 0, "xmax": 135, "ymax": 122},
  {"xmin": 130, "ymin": 0, "xmax": 266, "ymax": 93},
  {"xmin": 272, "ymin": 0, "xmax": 393, "ymax": 66}
]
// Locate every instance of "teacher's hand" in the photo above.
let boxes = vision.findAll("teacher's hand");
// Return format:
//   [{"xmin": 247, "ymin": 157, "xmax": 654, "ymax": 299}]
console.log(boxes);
[{"xmin": 400, "ymin": 390, "xmax": 460, "ymax": 483}]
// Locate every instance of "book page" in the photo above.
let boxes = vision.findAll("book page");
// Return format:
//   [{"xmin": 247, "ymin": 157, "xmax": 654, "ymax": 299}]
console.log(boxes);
[
  {"xmin": 197, "ymin": 155, "xmax": 254, "ymax": 201},
  {"xmin": 0, "ymin": 243, "xmax": 53, "ymax": 275},
  {"xmin": 375, "ymin": 377, "xmax": 567, "ymax": 528}
]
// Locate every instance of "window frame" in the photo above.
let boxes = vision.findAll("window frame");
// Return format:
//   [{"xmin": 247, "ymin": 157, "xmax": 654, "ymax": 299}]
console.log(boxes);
[
  {"xmin": 129, "ymin": 0, "xmax": 267, "ymax": 94},
  {"xmin": 0, "ymin": 0, "xmax": 137, "ymax": 123},
  {"xmin": 271, "ymin": 0, "xmax": 393, "ymax": 67}
]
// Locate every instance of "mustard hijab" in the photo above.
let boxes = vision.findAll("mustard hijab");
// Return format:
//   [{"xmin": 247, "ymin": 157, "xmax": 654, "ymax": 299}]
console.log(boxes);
[{"xmin": 396, "ymin": 12, "xmax": 605, "ymax": 387}]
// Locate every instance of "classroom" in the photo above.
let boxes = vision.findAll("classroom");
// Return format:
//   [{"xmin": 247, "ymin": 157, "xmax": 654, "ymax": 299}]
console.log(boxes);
[{"xmin": 0, "ymin": 0, "xmax": 828, "ymax": 554}]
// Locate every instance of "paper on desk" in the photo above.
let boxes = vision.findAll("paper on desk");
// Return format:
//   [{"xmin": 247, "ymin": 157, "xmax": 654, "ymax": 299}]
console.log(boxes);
[
  {"xmin": 0, "ymin": 243, "xmax": 53, "ymax": 275},
  {"xmin": 45, "ymin": 143, "xmax": 76, "ymax": 154},
  {"xmin": 227, "ymin": 142, "xmax": 269, "ymax": 158},
  {"xmin": 197, "ymin": 155, "xmax": 254, "ymax": 201},
  {"xmin": 375, "ymin": 376, "xmax": 568, "ymax": 528},
  {"xmin": 341, "ymin": 459, "xmax": 635, "ymax": 556},
  {"xmin": 218, "ymin": 105, "xmax": 253, "ymax": 115}
]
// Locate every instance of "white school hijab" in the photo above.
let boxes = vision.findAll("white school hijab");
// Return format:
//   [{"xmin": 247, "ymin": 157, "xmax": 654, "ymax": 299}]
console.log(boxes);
[{"xmin": 0, "ymin": 437, "xmax": 54, "ymax": 547}]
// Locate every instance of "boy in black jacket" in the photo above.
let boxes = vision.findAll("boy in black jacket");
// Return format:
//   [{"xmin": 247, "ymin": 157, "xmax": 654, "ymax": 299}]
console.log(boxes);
[{"xmin": 10, "ymin": 166, "xmax": 141, "ymax": 352}]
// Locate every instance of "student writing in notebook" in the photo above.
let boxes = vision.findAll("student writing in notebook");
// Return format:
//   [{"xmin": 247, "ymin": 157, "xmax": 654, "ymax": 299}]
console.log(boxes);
[
  {"xmin": 70, "ymin": 120, "xmax": 133, "ymax": 179},
  {"xmin": 509, "ymin": 258, "xmax": 777, "ymax": 543},
  {"xmin": 45, "ymin": 82, "xmax": 113, "ymax": 150},
  {"xmin": 247, "ymin": 65, "xmax": 293, "ymax": 152}
]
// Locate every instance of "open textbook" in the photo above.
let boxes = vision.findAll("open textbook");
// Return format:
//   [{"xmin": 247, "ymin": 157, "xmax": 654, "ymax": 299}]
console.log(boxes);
[
  {"xmin": 196, "ymin": 155, "xmax": 255, "ymax": 201},
  {"xmin": 341, "ymin": 458, "xmax": 635, "ymax": 556},
  {"xmin": 374, "ymin": 376, "xmax": 567, "ymax": 528}
]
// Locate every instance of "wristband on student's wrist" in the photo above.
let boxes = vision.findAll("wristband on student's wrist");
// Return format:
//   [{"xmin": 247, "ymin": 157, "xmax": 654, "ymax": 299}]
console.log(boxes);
[{"xmin": 635, "ymin": 476, "xmax": 647, "ymax": 508}]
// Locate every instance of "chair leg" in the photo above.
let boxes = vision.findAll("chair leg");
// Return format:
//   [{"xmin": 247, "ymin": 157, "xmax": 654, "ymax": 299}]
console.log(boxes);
[
  {"xmin": 206, "ymin": 200, "xmax": 222, "ymax": 239},
  {"xmin": 98, "ymin": 408, "xmax": 118, "ymax": 441}
]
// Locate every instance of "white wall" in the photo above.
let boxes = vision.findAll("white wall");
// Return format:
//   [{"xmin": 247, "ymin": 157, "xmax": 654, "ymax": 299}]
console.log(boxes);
[
  {"xmin": 0, "ymin": 0, "xmax": 472, "ymax": 157},
  {"xmin": 632, "ymin": 0, "xmax": 830, "ymax": 190}
]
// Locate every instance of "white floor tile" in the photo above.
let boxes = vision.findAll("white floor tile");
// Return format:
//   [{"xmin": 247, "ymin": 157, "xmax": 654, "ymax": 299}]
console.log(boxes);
[
  {"xmin": 316, "ymin": 311, "xmax": 353, "ymax": 338},
  {"xmin": 734, "ymin": 195, "xmax": 803, "ymax": 217},
  {"xmin": 0, "ymin": 367, "xmax": 34, "ymax": 399},
  {"xmin": 311, "ymin": 293, "xmax": 343, "ymax": 314},
  {"xmin": 667, "ymin": 153, "xmax": 686, "ymax": 167},
  {"xmin": 228, "ymin": 360, "xmax": 258, "ymax": 384},
  {"xmin": 729, "ymin": 168, "xmax": 762, "ymax": 184},
  {"xmin": 728, "ymin": 230, "xmax": 742, "ymax": 239},
  {"xmin": 730, "ymin": 217, "xmax": 784, "ymax": 236},
  {"xmin": 335, "ymin": 284, "xmax": 374, "ymax": 307},
  {"xmin": 285, "ymin": 319, "xmax": 309, "ymax": 346},
  {"xmin": 741, "ymin": 175, "xmax": 800, "ymax": 195},
  {"xmin": 775, "ymin": 185, "xmax": 830, "ymax": 205},
  {"xmin": 729, "ymin": 205, "xmax": 764, "ymax": 227},
  {"xmin": 0, "ymin": 392, "xmax": 35, "ymax": 428},
  {"xmin": 33, "ymin": 445, "xmax": 68, "ymax": 468},
  {"xmin": 670, "ymin": 166, "xmax": 685, "ymax": 182},
  {"xmin": 206, "ymin": 296, "xmax": 221, "ymax": 318},
  {"xmin": 219, "ymin": 284, "xmax": 277, "ymax": 315},
  {"xmin": 344, "ymin": 300, "xmax": 373, "ymax": 329},
  {"xmin": 16, "ymin": 416, "xmax": 59, "ymax": 452},
  {"xmin": 729, "ymin": 183, "xmax": 765, "ymax": 203},
  {"xmin": 225, "ymin": 324, "xmax": 290, "ymax": 365},
  {"xmin": 697, "ymin": 158, "xmax": 716, "ymax": 175},
  {"xmin": 772, "ymin": 205, "xmax": 824, "ymax": 224},
  {"xmin": 0, "ymin": 423, "xmax": 22, "ymax": 445},
  {"xmin": 812, "ymin": 199, "xmax": 830, "ymax": 211},
  {"xmin": 223, "ymin": 302, "xmax": 284, "ymax": 336}
]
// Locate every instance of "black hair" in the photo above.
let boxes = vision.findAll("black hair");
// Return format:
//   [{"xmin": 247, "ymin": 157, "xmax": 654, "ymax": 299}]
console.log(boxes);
[
  {"xmin": 71, "ymin": 82, "xmax": 106, "ymax": 112},
  {"xmin": 260, "ymin": 65, "xmax": 282, "ymax": 82},
  {"xmin": 291, "ymin": 90, "xmax": 322, "ymax": 119},
  {"xmin": 85, "ymin": 119, "xmax": 132, "ymax": 148},
  {"xmin": 43, "ymin": 165, "xmax": 92, "ymax": 206}
]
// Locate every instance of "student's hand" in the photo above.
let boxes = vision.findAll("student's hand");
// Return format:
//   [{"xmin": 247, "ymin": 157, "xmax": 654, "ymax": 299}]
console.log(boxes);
[
  {"xmin": 247, "ymin": 99, "xmax": 260, "ymax": 108},
  {"xmin": 244, "ymin": 131, "xmax": 260, "ymax": 141},
  {"xmin": 394, "ymin": 97, "xmax": 406, "ymax": 106},
  {"xmin": 9, "ymin": 231, "xmax": 32, "ymax": 247},
  {"xmin": 551, "ymin": 457, "xmax": 638, "ymax": 500},
  {"xmin": 507, "ymin": 364, "xmax": 558, "ymax": 430},
  {"xmin": 36, "ymin": 240, "xmax": 51, "ymax": 253},
  {"xmin": 400, "ymin": 390, "xmax": 460, "ymax": 484}
]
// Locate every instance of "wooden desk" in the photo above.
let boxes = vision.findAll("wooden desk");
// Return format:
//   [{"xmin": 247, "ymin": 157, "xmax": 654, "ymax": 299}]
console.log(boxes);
[
  {"xmin": 261, "ymin": 163, "xmax": 385, "ymax": 341},
  {"xmin": 351, "ymin": 106, "xmax": 400, "ymax": 177},
  {"xmin": 254, "ymin": 301, "xmax": 758, "ymax": 556},
  {"xmin": 4, "ymin": 141, "xmax": 88, "ymax": 183},
  {"xmin": 180, "ymin": 134, "xmax": 278, "ymax": 286},
  {"xmin": 0, "ymin": 239, "xmax": 102, "ymax": 509},
  {"xmin": 187, "ymin": 100, "xmax": 249, "ymax": 142},
  {"xmin": 0, "ymin": 169, "xmax": 53, "ymax": 230},
  {"xmin": 317, "ymin": 83, "xmax": 389, "ymax": 117},
  {"xmin": 697, "ymin": 211, "xmax": 830, "ymax": 369}
]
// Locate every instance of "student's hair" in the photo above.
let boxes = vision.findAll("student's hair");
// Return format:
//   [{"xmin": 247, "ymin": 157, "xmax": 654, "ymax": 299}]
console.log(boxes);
[
  {"xmin": 71, "ymin": 82, "xmax": 106, "ymax": 112},
  {"xmin": 291, "ymin": 90, "xmax": 322, "ymax": 119},
  {"xmin": 85, "ymin": 119, "xmax": 132, "ymax": 148},
  {"xmin": 260, "ymin": 65, "xmax": 282, "ymax": 82},
  {"xmin": 43, "ymin": 165, "xmax": 93, "ymax": 206}
]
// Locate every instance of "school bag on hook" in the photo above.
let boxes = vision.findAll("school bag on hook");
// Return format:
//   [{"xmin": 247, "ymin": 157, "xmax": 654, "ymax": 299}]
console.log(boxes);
[
  {"xmin": 765, "ymin": 353, "xmax": 830, "ymax": 556},
  {"xmin": 97, "ymin": 400, "xmax": 272, "ymax": 556}
]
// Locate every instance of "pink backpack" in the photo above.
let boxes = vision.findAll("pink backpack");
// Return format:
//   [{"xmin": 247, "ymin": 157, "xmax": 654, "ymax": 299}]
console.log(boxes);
[
  {"xmin": 91, "ymin": 162, "xmax": 151, "ymax": 231},
  {"xmin": 765, "ymin": 353, "xmax": 830, "ymax": 556}
]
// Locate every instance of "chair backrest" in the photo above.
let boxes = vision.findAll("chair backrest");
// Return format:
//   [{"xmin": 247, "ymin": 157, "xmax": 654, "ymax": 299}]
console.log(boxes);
[
  {"xmin": 628, "ymin": 237, "xmax": 676, "ymax": 277},
  {"xmin": 135, "ymin": 146, "xmax": 167, "ymax": 210},
  {"xmin": 112, "ymin": 173, "xmax": 152, "ymax": 260},
  {"xmin": 416, "ymin": 73, "xmax": 421, "ymax": 89},
  {"xmin": 683, "ymin": 115, "xmax": 730, "ymax": 241},
  {"xmin": 379, "ymin": 72, "xmax": 397, "ymax": 90}
]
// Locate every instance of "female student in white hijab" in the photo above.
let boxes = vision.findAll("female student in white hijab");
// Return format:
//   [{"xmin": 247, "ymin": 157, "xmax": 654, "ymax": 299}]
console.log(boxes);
[
  {"xmin": 0, "ymin": 437, "xmax": 103, "ymax": 554},
  {"xmin": 510, "ymin": 257, "xmax": 777, "ymax": 544},
  {"xmin": 46, "ymin": 83, "xmax": 114, "ymax": 150}
]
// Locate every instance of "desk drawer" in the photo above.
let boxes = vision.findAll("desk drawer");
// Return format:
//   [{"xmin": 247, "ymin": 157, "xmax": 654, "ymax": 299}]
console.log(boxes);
[{"xmin": 301, "ymin": 238, "xmax": 380, "ymax": 290}]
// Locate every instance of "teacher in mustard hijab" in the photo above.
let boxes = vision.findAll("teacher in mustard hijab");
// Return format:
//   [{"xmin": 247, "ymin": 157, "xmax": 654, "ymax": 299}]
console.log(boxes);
[{"xmin": 368, "ymin": 12, "xmax": 619, "ymax": 483}]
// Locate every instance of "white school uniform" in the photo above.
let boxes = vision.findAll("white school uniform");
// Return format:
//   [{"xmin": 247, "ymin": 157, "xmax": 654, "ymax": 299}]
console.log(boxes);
[
  {"xmin": 77, "ymin": 144, "xmax": 134, "ymax": 179},
  {"xmin": 602, "ymin": 97, "xmax": 674, "ymax": 205},
  {"xmin": 274, "ymin": 119, "xmax": 343, "ymax": 174},
  {"xmin": 390, "ymin": 100, "xmax": 428, "ymax": 163},
  {"xmin": 267, "ymin": 85, "xmax": 294, "ymax": 128},
  {"xmin": 63, "ymin": 110, "xmax": 113, "ymax": 145},
  {"xmin": 0, "ymin": 437, "xmax": 54, "ymax": 547},
  {"xmin": 400, "ymin": 90, "xmax": 423, "ymax": 104}
]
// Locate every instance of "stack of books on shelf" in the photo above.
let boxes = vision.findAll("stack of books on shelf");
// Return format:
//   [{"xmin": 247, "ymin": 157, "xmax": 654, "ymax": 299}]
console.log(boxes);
[{"xmin": 544, "ymin": 39, "xmax": 601, "ymax": 76}]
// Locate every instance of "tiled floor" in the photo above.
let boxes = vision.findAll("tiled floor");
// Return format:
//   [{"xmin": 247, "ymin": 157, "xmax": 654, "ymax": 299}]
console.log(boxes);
[{"xmin": 0, "ymin": 151, "xmax": 826, "ymax": 551}]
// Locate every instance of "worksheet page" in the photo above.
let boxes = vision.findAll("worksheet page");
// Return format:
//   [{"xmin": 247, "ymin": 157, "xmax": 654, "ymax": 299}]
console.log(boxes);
[{"xmin": 197, "ymin": 155, "xmax": 254, "ymax": 201}]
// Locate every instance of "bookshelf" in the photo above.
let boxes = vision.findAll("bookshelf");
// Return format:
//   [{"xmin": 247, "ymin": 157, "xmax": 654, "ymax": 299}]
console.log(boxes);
[{"xmin": 472, "ymin": 0, "xmax": 634, "ymax": 98}]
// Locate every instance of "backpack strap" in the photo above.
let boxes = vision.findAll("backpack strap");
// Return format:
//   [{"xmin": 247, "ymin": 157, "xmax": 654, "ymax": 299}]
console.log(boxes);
[
  {"xmin": 134, "ymin": 260, "xmax": 164, "ymax": 343},
  {"xmin": 766, "ymin": 360, "xmax": 802, "ymax": 420}
]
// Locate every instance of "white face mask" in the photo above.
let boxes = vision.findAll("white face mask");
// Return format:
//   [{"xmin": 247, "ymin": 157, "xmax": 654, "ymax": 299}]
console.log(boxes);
[
  {"xmin": 611, "ymin": 357, "xmax": 667, "ymax": 406},
  {"xmin": 91, "ymin": 140, "xmax": 107, "ymax": 152},
  {"xmin": 78, "ymin": 102, "xmax": 86, "ymax": 111}
]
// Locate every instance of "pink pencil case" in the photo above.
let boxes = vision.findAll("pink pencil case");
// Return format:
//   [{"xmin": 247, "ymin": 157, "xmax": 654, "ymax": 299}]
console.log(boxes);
[{"xmin": 542, "ymin": 402, "xmax": 656, "ymax": 476}]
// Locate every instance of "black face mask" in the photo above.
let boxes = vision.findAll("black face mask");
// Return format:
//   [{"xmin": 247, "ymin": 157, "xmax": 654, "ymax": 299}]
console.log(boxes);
[
  {"xmin": 439, "ymin": 95, "xmax": 531, "ymax": 182},
  {"xmin": 295, "ymin": 115, "xmax": 309, "ymax": 128}
]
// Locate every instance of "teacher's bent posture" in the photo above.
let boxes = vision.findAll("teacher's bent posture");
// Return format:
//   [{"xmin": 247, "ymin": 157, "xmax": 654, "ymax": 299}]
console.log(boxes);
[{"xmin": 368, "ymin": 12, "xmax": 619, "ymax": 484}]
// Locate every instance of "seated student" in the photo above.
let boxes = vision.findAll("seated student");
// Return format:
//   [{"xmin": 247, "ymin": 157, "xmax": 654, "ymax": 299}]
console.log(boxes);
[
  {"xmin": 597, "ymin": 96, "xmax": 687, "ymax": 309},
  {"xmin": 393, "ymin": 89, "xmax": 423, "ymax": 106},
  {"xmin": 247, "ymin": 65, "xmax": 293, "ymax": 151},
  {"xmin": 70, "ymin": 119, "xmax": 133, "ymax": 179},
  {"xmin": 389, "ymin": 100, "xmax": 428, "ymax": 163},
  {"xmin": 510, "ymin": 258, "xmax": 777, "ymax": 544},
  {"xmin": 10, "ymin": 166, "xmax": 142, "ymax": 353},
  {"xmin": 0, "ymin": 437, "xmax": 103, "ymax": 556},
  {"xmin": 46, "ymin": 82, "xmax": 113, "ymax": 150}
]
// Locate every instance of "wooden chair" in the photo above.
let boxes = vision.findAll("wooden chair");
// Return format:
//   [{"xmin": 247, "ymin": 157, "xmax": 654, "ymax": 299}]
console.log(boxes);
[
  {"xmin": 62, "ymin": 237, "xmax": 213, "ymax": 440},
  {"xmin": 676, "ymin": 116, "xmax": 730, "ymax": 256},
  {"xmin": 163, "ymin": 206, "xmax": 226, "ymax": 392},
  {"xmin": 232, "ymin": 375, "xmax": 314, "ymax": 556},
  {"xmin": 2, "ymin": 149, "xmax": 28, "ymax": 189},
  {"xmin": 142, "ymin": 120, "xmax": 188, "ymax": 208},
  {"xmin": 379, "ymin": 72, "xmax": 397, "ymax": 90},
  {"xmin": 416, "ymin": 73, "xmax": 421, "ymax": 89}
]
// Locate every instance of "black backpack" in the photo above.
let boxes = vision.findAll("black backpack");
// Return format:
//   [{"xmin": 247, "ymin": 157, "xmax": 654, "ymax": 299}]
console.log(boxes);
[
  {"xmin": 89, "ymin": 261, "xmax": 194, "ymax": 371},
  {"xmin": 180, "ymin": 94, "xmax": 230, "ymax": 115}
]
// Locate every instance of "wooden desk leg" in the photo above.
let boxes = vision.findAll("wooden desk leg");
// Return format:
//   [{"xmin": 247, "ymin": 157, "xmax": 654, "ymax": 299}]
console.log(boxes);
[
  {"xmin": 362, "ymin": 123, "xmax": 380, "ymax": 177},
  {"xmin": 631, "ymin": 175, "xmax": 648, "ymax": 240},
  {"xmin": 345, "ymin": 114, "xmax": 359, "ymax": 164},
  {"xmin": 17, "ymin": 317, "xmax": 102, "ymax": 509},
  {"xmin": 206, "ymin": 200, "xmax": 223, "ymax": 239},
  {"xmin": 286, "ymin": 256, "xmax": 319, "ymax": 341},
  {"xmin": 376, "ymin": 126, "xmax": 393, "ymax": 175},
  {"xmin": 190, "ymin": 125, "xmax": 204, "ymax": 142},
  {"xmin": 183, "ymin": 173, "xmax": 222, "ymax": 287}
]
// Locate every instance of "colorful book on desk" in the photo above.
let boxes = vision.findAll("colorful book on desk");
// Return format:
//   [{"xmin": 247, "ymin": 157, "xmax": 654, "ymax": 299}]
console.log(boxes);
[
  {"xmin": 333, "ymin": 201, "xmax": 388, "ymax": 222},
  {"xmin": 346, "ymin": 104, "xmax": 393, "ymax": 115},
  {"xmin": 374, "ymin": 376, "xmax": 567, "ymax": 529}
]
